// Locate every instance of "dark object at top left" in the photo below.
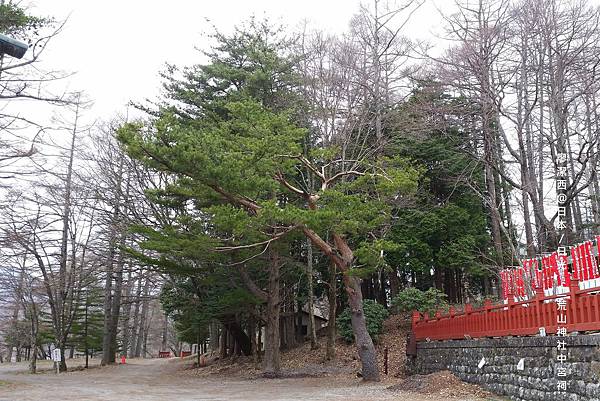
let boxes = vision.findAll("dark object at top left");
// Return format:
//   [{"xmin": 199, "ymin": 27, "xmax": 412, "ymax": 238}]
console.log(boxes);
[{"xmin": 0, "ymin": 33, "xmax": 28, "ymax": 59}]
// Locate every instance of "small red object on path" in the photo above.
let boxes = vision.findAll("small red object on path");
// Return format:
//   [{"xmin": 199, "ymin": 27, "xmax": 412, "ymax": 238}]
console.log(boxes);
[{"xmin": 121, "ymin": 355, "xmax": 126, "ymax": 364}]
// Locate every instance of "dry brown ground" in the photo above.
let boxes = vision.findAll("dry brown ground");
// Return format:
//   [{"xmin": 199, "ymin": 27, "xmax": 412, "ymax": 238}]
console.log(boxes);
[
  {"xmin": 0, "ymin": 357, "xmax": 504, "ymax": 401},
  {"xmin": 0, "ymin": 316, "xmax": 507, "ymax": 401},
  {"xmin": 178, "ymin": 315, "xmax": 505, "ymax": 401}
]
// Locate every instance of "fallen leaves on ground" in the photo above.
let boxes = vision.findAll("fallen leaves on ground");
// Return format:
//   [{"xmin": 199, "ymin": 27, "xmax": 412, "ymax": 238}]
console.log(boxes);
[
  {"xmin": 388, "ymin": 370, "xmax": 493, "ymax": 399},
  {"xmin": 178, "ymin": 314, "xmax": 493, "ymax": 400}
]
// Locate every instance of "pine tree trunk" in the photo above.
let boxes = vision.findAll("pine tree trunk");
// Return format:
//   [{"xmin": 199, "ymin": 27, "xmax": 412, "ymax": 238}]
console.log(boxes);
[
  {"xmin": 343, "ymin": 274, "xmax": 379, "ymax": 381},
  {"xmin": 120, "ymin": 270, "xmax": 134, "ymax": 357},
  {"xmin": 333, "ymin": 233, "xmax": 380, "ymax": 381},
  {"xmin": 296, "ymin": 299, "xmax": 303, "ymax": 343},
  {"xmin": 129, "ymin": 273, "xmax": 143, "ymax": 358},
  {"xmin": 223, "ymin": 320, "xmax": 252, "ymax": 356},
  {"xmin": 219, "ymin": 327, "xmax": 227, "ymax": 358},
  {"xmin": 209, "ymin": 322, "xmax": 219, "ymax": 354},
  {"xmin": 101, "ymin": 236, "xmax": 116, "ymax": 364},
  {"xmin": 142, "ymin": 319, "xmax": 150, "ymax": 358},
  {"xmin": 134, "ymin": 278, "xmax": 150, "ymax": 358},
  {"xmin": 263, "ymin": 247, "xmax": 281, "ymax": 377},
  {"xmin": 388, "ymin": 266, "xmax": 400, "ymax": 299},
  {"xmin": 303, "ymin": 228, "xmax": 380, "ymax": 380},
  {"xmin": 434, "ymin": 267, "xmax": 443, "ymax": 291},
  {"xmin": 249, "ymin": 314, "xmax": 258, "ymax": 364},
  {"xmin": 286, "ymin": 313, "xmax": 296, "ymax": 349},
  {"xmin": 326, "ymin": 263, "xmax": 337, "ymax": 361},
  {"xmin": 109, "ymin": 178, "xmax": 130, "ymax": 360},
  {"xmin": 306, "ymin": 239, "xmax": 318, "ymax": 350},
  {"xmin": 161, "ymin": 313, "xmax": 168, "ymax": 351},
  {"xmin": 376, "ymin": 270, "xmax": 387, "ymax": 308},
  {"xmin": 108, "ymin": 252, "xmax": 125, "ymax": 361},
  {"xmin": 101, "ymin": 156, "xmax": 124, "ymax": 366},
  {"xmin": 257, "ymin": 323, "xmax": 262, "ymax": 360}
]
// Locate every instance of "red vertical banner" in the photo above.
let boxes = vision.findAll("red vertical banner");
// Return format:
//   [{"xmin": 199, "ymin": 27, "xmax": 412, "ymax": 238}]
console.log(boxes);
[
  {"xmin": 557, "ymin": 253, "xmax": 570, "ymax": 287},
  {"xmin": 517, "ymin": 267, "xmax": 525, "ymax": 297},
  {"xmin": 579, "ymin": 243, "xmax": 589, "ymax": 281},
  {"xmin": 596, "ymin": 235, "xmax": 600, "ymax": 278},
  {"xmin": 548, "ymin": 255, "xmax": 554, "ymax": 289},
  {"xmin": 512, "ymin": 268, "xmax": 520, "ymax": 296},
  {"xmin": 585, "ymin": 241, "xmax": 597, "ymax": 279},
  {"xmin": 541, "ymin": 256, "xmax": 550, "ymax": 289},
  {"xmin": 534, "ymin": 258, "xmax": 542, "ymax": 289},
  {"xmin": 503, "ymin": 269, "xmax": 511, "ymax": 299},
  {"xmin": 550, "ymin": 252, "xmax": 560, "ymax": 287},
  {"xmin": 500, "ymin": 270, "xmax": 508, "ymax": 300},
  {"xmin": 582, "ymin": 241, "xmax": 590, "ymax": 279},
  {"xmin": 510, "ymin": 268, "xmax": 517, "ymax": 296},
  {"xmin": 571, "ymin": 246, "xmax": 579, "ymax": 280}
]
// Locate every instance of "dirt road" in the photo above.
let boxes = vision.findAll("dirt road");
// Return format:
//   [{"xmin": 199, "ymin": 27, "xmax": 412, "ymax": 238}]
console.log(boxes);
[{"xmin": 0, "ymin": 358, "xmax": 498, "ymax": 401}]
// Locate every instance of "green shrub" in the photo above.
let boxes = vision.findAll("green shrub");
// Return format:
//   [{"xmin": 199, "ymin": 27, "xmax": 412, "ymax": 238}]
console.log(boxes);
[
  {"xmin": 390, "ymin": 287, "xmax": 448, "ymax": 317},
  {"xmin": 336, "ymin": 299, "xmax": 389, "ymax": 343}
]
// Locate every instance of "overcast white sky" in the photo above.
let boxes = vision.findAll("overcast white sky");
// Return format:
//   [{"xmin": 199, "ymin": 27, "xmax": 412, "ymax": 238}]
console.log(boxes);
[
  {"xmin": 29, "ymin": 0, "xmax": 454, "ymax": 121},
  {"xmin": 9, "ymin": 1, "xmax": 600, "ymax": 252}
]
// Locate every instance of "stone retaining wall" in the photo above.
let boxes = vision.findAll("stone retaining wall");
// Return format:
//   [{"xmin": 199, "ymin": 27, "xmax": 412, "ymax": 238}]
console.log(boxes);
[{"xmin": 406, "ymin": 334, "xmax": 600, "ymax": 401}]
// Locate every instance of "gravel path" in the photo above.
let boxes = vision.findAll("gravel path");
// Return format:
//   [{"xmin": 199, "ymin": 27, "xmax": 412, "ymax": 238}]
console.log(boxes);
[{"xmin": 0, "ymin": 358, "xmax": 497, "ymax": 401}]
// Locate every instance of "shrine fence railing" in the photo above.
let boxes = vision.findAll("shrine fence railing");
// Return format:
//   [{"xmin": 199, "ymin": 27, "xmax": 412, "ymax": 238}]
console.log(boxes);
[{"xmin": 411, "ymin": 278, "xmax": 600, "ymax": 341}]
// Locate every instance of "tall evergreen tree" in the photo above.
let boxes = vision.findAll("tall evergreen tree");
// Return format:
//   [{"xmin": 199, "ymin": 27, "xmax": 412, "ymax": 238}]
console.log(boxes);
[
  {"xmin": 387, "ymin": 82, "xmax": 493, "ymax": 301},
  {"xmin": 119, "ymin": 19, "xmax": 418, "ymax": 380}
]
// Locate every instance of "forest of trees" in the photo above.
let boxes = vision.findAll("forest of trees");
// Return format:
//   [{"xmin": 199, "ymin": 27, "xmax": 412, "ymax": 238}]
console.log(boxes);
[{"xmin": 2, "ymin": 0, "xmax": 600, "ymax": 383}]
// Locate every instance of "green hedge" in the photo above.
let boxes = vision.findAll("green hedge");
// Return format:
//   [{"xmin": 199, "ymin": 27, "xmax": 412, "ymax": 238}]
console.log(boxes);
[
  {"xmin": 390, "ymin": 287, "xmax": 448, "ymax": 317},
  {"xmin": 336, "ymin": 299, "xmax": 389, "ymax": 343}
]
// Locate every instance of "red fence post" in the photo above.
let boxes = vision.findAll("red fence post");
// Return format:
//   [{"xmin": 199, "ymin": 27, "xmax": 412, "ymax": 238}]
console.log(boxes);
[
  {"xmin": 448, "ymin": 307, "xmax": 455, "ymax": 338},
  {"xmin": 484, "ymin": 299, "xmax": 492, "ymax": 335},
  {"xmin": 569, "ymin": 278, "xmax": 580, "ymax": 327},
  {"xmin": 535, "ymin": 286, "xmax": 545, "ymax": 330},
  {"xmin": 411, "ymin": 311, "xmax": 420, "ymax": 338},
  {"xmin": 412, "ymin": 311, "xmax": 420, "ymax": 326},
  {"xmin": 464, "ymin": 304, "xmax": 472, "ymax": 336}
]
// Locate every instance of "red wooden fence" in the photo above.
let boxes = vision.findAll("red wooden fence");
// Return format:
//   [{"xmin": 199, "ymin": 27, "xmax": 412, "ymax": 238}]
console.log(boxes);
[{"xmin": 412, "ymin": 278, "xmax": 600, "ymax": 341}]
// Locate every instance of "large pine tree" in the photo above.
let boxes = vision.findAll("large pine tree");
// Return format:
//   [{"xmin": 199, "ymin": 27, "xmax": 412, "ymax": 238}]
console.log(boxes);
[{"xmin": 119, "ymin": 20, "xmax": 418, "ymax": 380}]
